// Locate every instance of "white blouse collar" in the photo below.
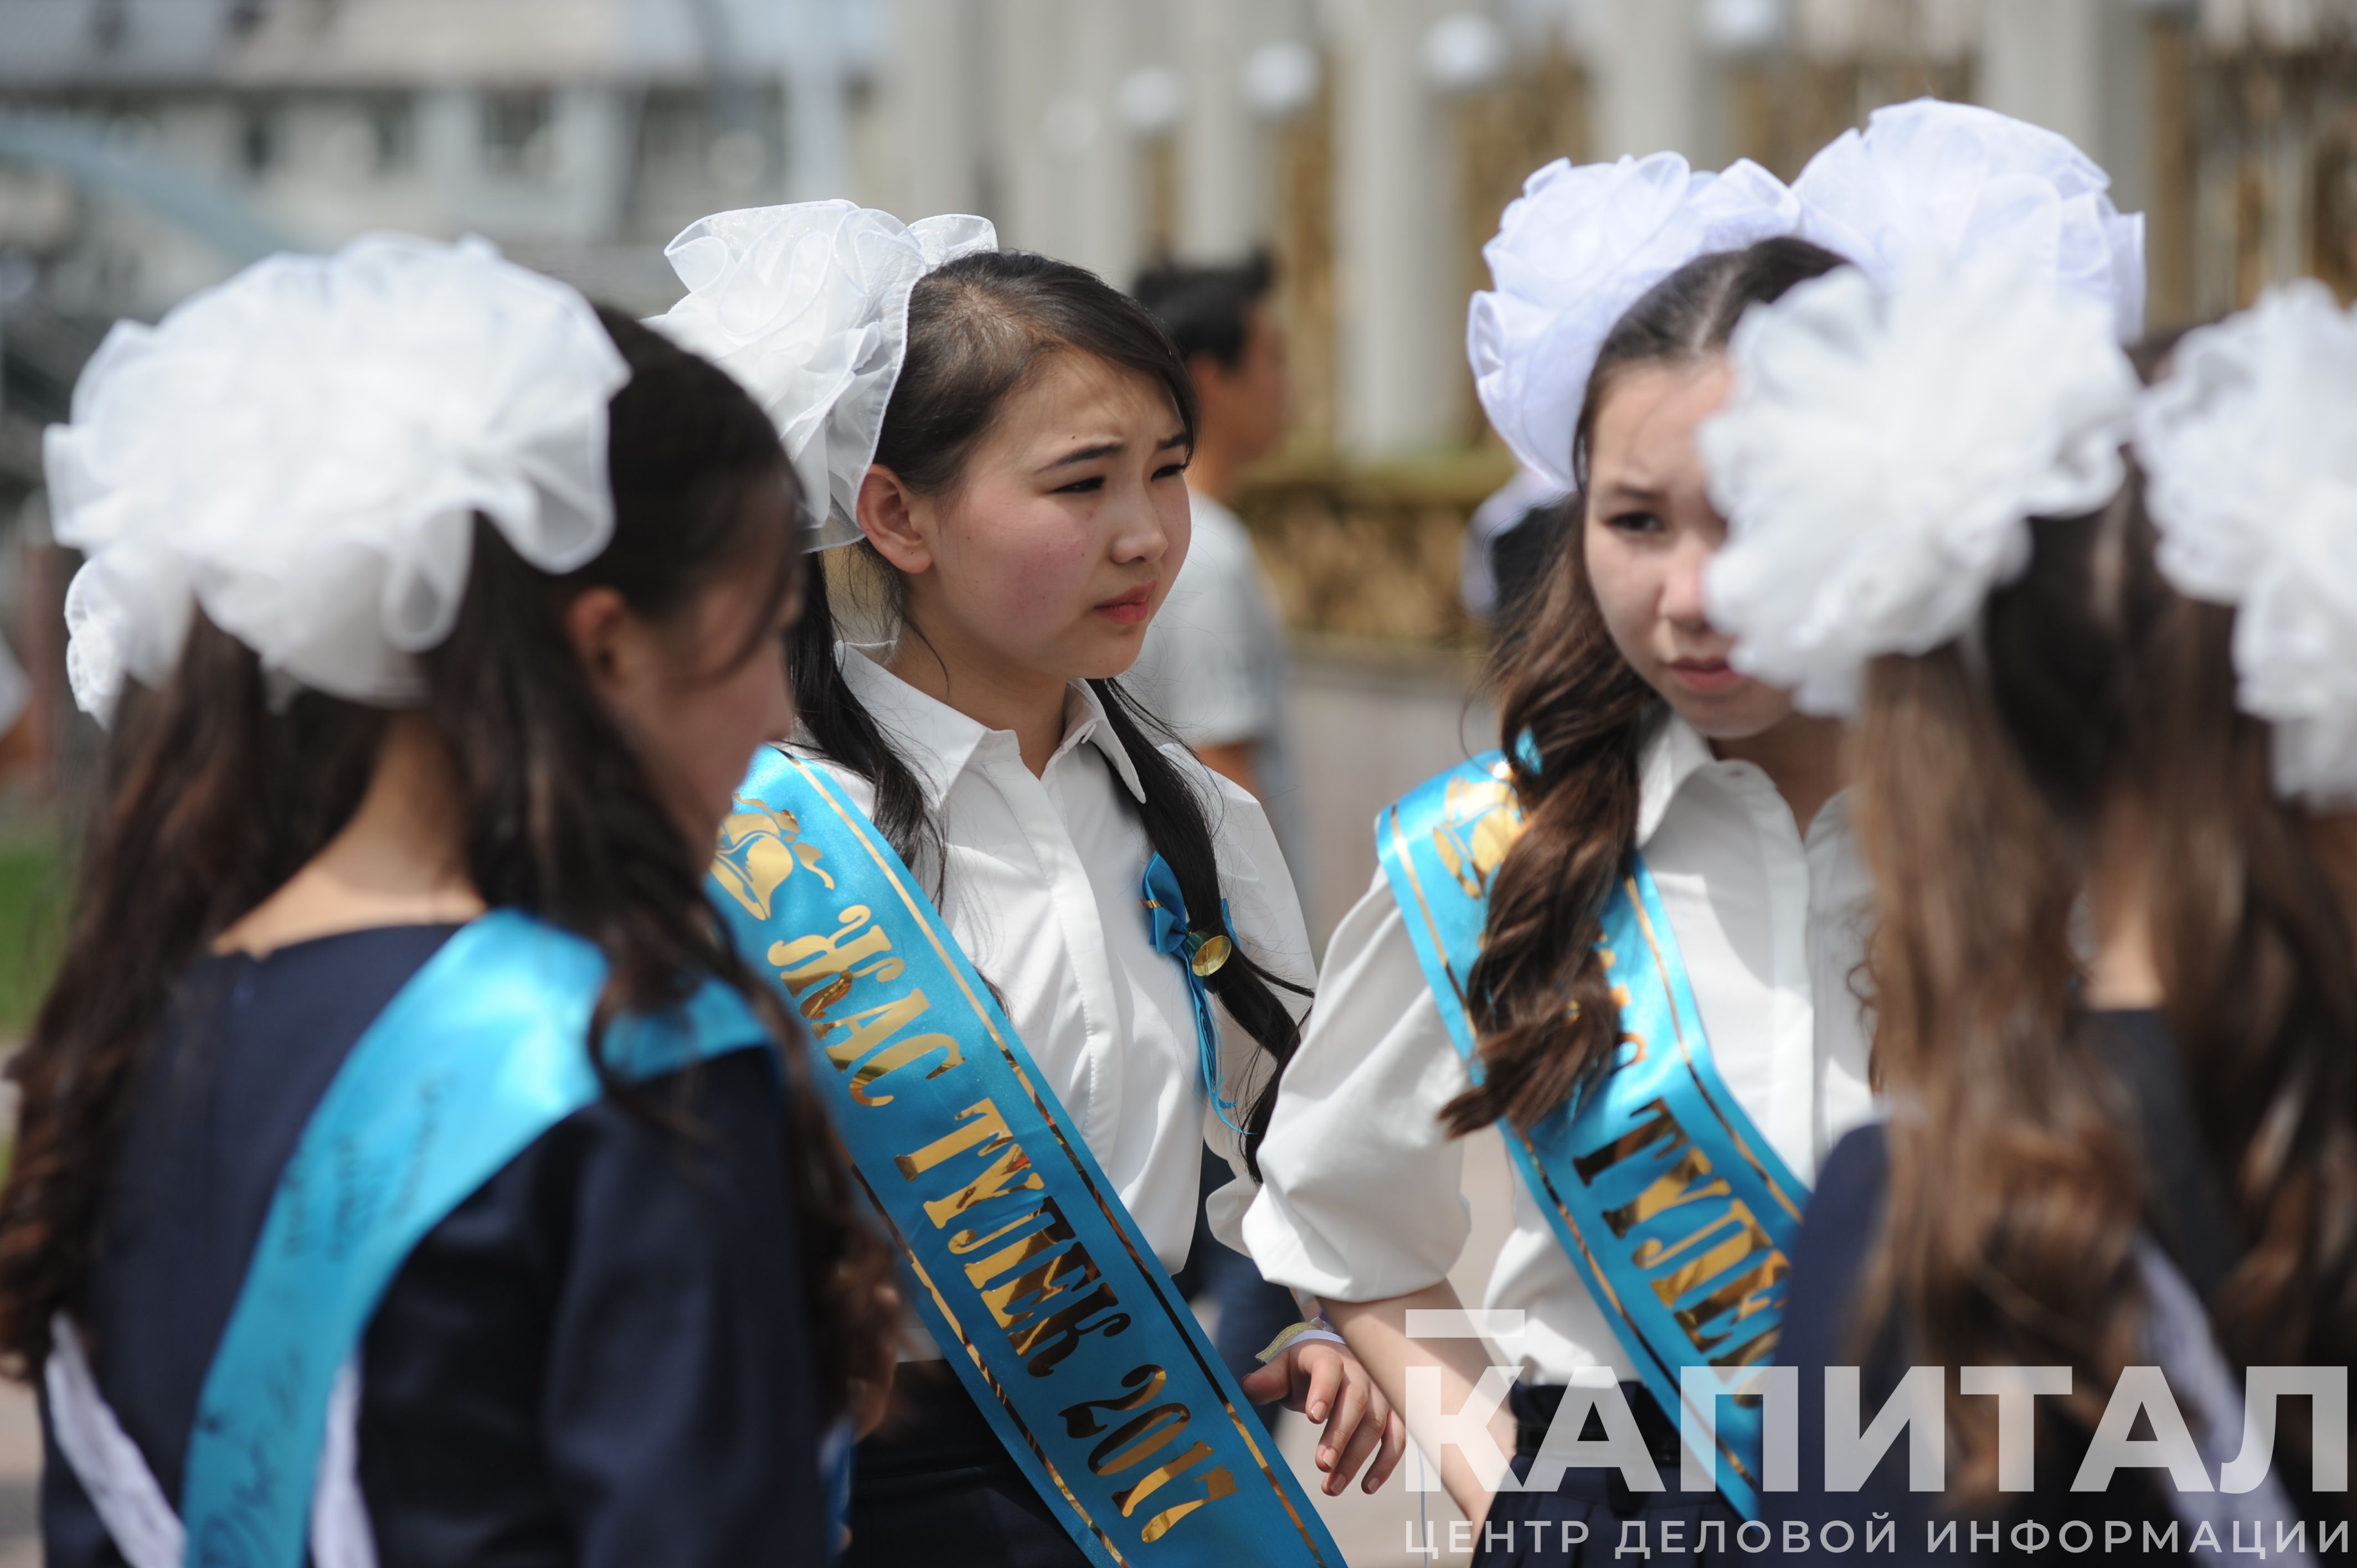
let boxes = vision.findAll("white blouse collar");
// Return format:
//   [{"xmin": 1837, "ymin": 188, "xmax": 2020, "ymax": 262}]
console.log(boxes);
[
  {"xmin": 833, "ymin": 642, "xmax": 1149, "ymax": 808},
  {"xmin": 1634, "ymin": 709, "xmax": 1721, "ymax": 848}
]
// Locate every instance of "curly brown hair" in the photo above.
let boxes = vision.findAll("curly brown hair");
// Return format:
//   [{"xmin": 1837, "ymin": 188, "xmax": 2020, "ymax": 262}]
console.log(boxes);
[
  {"xmin": 1444, "ymin": 236, "xmax": 1846, "ymax": 1136},
  {"xmin": 1854, "ymin": 473, "xmax": 2357, "ymax": 1506}
]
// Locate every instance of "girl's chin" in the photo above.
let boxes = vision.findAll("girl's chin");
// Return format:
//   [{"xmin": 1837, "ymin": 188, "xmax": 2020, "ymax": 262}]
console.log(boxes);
[{"xmin": 1657, "ymin": 683, "xmax": 1795, "ymax": 741}]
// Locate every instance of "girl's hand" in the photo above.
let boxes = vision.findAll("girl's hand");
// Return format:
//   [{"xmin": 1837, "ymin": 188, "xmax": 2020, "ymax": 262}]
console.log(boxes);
[{"xmin": 1238, "ymin": 1339, "xmax": 1409, "ymax": 1496}]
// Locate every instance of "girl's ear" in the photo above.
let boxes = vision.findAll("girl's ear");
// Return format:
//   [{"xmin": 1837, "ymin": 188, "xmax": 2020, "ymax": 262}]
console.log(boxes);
[
  {"xmin": 858, "ymin": 464, "xmax": 934, "ymax": 576},
  {"xmin": 562, "ymin": 584, "xmax": 636, "ymax": 698}
]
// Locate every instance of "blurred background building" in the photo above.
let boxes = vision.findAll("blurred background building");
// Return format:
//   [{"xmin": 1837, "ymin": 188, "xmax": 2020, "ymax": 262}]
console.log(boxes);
[{"xmin": 2, "ymin": 0, "xmax": 2356, "ymax": 924}]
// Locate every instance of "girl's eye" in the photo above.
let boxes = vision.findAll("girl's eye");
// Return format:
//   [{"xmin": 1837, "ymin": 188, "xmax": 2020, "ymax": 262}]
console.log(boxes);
[
  {"xmin": 1607, "ymin": 510, "xmax": 1665, "ymax": 536},
  {"xmin": 1054, "ymin": 475, "xmax": 1107, "ymax": 495},
  {"xmin": 1151, "ymin": 461, "xmax": 1189, "ymax": 482}
]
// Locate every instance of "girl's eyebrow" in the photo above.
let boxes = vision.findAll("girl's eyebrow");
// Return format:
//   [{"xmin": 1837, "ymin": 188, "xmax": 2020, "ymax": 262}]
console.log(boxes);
[
  {"xmin": 1039, "ymin": 430, "xmax": 1191, "ymax": 474},
  {"xmin": 1041, "ymin": 440, "xmax": 1124, "ymax": 472}
]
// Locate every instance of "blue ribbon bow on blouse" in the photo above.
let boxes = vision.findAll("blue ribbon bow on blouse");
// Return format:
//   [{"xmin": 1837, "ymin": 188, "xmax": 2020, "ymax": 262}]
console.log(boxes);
[{"xmin": 1141, "ymin": 853, "xmax": 1247, "ymax": 1134}]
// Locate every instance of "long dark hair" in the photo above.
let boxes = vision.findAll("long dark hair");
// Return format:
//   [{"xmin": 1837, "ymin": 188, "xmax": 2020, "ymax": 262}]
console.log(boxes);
[
  {"xmin": 790, "ymin": 249, "xmax": 1308, "ymax": 1174},
  {"xmin": 1857, "ymin": 453, "xmax": 2357, "ymax": 1507},
  {"xmin": 1853, "ymin": 491, "xmax": 2158, "ymax": 1498},
  {"xmin": 1445, "ymin": 236, "xmax": 1846, "ymax": 1134},
  {"xmin": 0, "ymin": 308, "xmax": 897, "ymax": 1421}
]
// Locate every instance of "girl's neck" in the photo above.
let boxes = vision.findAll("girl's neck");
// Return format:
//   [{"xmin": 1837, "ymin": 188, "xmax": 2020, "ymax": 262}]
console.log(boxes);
[
  {"xmin": 1707, "ymin": 711, "xmax": 1847, "ymax": 837},
  {"xmin": 886, "ymin": 614, "xmax": 1072, "ymax": 777},
  {"xmin": 215, "ymin": 711, "xmax": 487, "ymax": 956},
  {"xmin": 2086, "ymin": 800, "xmax": 2164, "ymax": 1010}
]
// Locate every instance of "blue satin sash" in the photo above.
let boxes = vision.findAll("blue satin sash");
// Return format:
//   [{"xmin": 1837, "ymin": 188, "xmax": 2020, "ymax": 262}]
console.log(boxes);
[
  {"xmin": 711, "ymin": 745, "xmax": 1344, "ymax": 1568},
  {"xmin": 1377, "ymin": 753, "xmax": 1808, "ymax": 1521},
  {"xmin": 178, "ymin": 911, "xmax": 775, "ymax": 1567}
]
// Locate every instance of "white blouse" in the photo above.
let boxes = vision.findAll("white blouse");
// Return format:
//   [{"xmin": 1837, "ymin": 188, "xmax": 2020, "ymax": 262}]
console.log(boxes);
[
  {"xmin": 794, "ymin": 646, "xmax": 1314, "ymax": 1352},
  {"xmin": 1241, "ymin": 714, "xmax": 1879, "ymax": 1383}
]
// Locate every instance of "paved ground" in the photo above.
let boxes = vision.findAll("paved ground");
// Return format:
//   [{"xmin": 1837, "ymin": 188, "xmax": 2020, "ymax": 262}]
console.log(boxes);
[
  {"xmin": 1257, "ymin": 645, "xmax": 1512, "ymax": 1565},
  {"xmin": 1267, "ymin": 1125, "xmax": 1516, "ymax": 1567},
  {"xmin": 0, "ymin": 646, "xmax": 1509, "ymax": 1565}
]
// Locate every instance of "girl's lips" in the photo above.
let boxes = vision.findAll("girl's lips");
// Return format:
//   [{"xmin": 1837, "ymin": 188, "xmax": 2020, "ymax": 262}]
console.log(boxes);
[
  {"xmin": 1665, "ymin": 657, "xmax": 1746, "ymax": 695},
  {"xmin": 1095, "ymin": 586, "xmax": 1155, "ymax": 626}
]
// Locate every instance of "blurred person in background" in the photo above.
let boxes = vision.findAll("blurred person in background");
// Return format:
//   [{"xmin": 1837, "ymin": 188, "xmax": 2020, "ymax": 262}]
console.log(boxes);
[
  {"xmin": 1128, "ymin": 254, "xmax": 1304, "ymax": 879},
  {"xmin": 1129, "ymin": 254, "xmax": 1308, "ymax": 1423}
]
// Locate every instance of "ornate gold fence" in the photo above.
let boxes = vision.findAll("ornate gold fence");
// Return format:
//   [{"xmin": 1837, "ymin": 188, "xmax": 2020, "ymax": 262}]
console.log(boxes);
[{"xmin": 1234, "ymin": 452, "xmax": 1516, "ymax": 649}]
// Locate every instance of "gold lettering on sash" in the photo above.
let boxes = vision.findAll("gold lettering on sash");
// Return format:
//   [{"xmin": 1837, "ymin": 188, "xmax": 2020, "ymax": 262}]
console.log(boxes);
[
  {"xmin": 1054, "ymin": 1365, "xmax": 1239, "ymax": 1540},
  {"xmin": 946, "ymin": 1200, "xmax": 1057, "ymax": 1257},
  {"xmin": 1088, "ymin": 1404, "xmax": 1192, "ymax": 1474},
  {"xmin": 892, "ymin": 1100, "xmax": 1044, "ymax": 1225},
  {"xmin": 1566, "ymin": 1094, "xmax": 1788, "ymax": 1360},
  {"xmin": 1058, "ymin": 1365, "xmax": 1171, "ymax": 1437},
  {"xmin": 1676, "ymin": 1255, "xmax": 1788, "ymax": 1359},
  {"xmin": 961, "ymin": 1202, "xmax": 1075, "ymax": 1289},
  {"xmin": 1013, "ymin": 1284, "xmax": 1132, "ymax": 1375},
  {"xmin": 1645, "ymin": 1202, "xmax": 1774, "ymax": 1302},
  {"xmin": 848, "ymin": 1033, "xmax": 965, "ymax": 1107},
  {"xmin": 817, "ymin": 991, "xmax": 933, "ymax": 1069},
  {"xmin": 991, "ymin": 1248, "xmax": 1105, "ymax": 1342},
  {"xmin": 1137, "ymin": 1468, "xmax": 1241, "ymax": 1544},
  {"xmin": 1432, "ymin": 770, "xmax": 1526, "ymax": 900},
  {"xmin": 1113, "ymin": 1442, "xmax": 1222, "ymax": 1521},
  {"xmin": 897, "ymin": 1099, "xmax": 1016, "ymax": 1174},
  {"xmin": 769, "ymin": 905, "xmax": 906, "ymax": 1020},
  {"xmin": 1601, "ymin": 1147, "xmax": 1730, "ymax": 1237},
  {"xmin": 711, "ymin": 796, "xmax": 833, "ymax": 919},
  {"xmin": 1570, "ymin": 1098, "xmax": 1686, "ymax": 1185}
]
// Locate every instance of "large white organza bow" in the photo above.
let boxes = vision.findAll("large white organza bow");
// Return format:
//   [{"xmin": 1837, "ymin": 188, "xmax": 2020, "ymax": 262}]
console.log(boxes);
[
  {"xmin": 1702, "ymin": 261, "xmax": 2139, "ymax": 717},
  {"xmin": 2136, "ymin": 280, "xmax": 2357, "ymax": 806},
  {"xmin": 646, "ymin": 201, "xmax": 998, "ymax": 551},
  {"xmin": 1467, "ymin": 153, "xmax": 1802, "ymax": 494},
  {"xmin": 1793, "ymin": 98, "xmax": 2147, "ymax": 344},
  {"xmin": 43, "ymin": 233, "xmax": 629, "ymax": 725}
]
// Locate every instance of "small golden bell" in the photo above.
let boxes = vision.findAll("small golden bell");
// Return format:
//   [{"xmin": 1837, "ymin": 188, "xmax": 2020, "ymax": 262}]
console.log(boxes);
[{"xmin": 1189, "ymin": 934, "xmax": 1234, "ymax": 978}]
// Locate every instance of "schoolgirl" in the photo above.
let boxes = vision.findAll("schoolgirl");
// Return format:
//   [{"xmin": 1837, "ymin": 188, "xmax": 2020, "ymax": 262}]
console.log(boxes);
[
  {"xmin": 645, "ymin": 202, "xmax": 1401, "ymax": 1568},
  {"xmin": 1239, "ymin": 100, "xmax": 2147, "ymax": 1566},
  {"xmin": 1713, "ymin": 268, "xmax": 2352, "ymax": 1558},
  {"xmin": 0, "ymin": 235, "xmax": 892, "ymax": 1566}
]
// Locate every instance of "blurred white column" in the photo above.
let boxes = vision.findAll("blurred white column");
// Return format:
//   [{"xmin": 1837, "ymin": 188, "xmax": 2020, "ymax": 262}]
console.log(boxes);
[
  {"xmin": 1587, "ymin": 0, "xmax": 1706, "ymax": 160},
  {"xmin": 781, "ymin": 0, "xmax": 852, "ymax": 202},
  {"xmin": 878, "ymin": 0, "xmax": 981, "ymax": 218},
  {"xmin": 1178, "ymin": 0, "xmax": 1264, "ymax": 259},
  {"xmin": 989, "ymin": 0, "xmax": 1137, "ymax": 271},
  {"xmin": 1328, "ymin": 0, "xmax": 1461, "ymax": 456},
  {"xmin": 1979, "ymin": 0, "xmax": 2107, "ymax": 155},
  {"xmin": 1064, "ymin": 0, "xmax": 1140, "ymax": 283}
]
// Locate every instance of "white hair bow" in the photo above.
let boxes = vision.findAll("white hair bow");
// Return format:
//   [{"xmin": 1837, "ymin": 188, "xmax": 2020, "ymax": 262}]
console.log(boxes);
[
  {"xmin": 1467, "ymin": 152, "xmax": 1803, "ymax": 494},
  {"xmin": 646, "ymin": 201, "xmax": 998, "ymax": 551},
  {"xmin": 44, "ymin": 233, "xmax": 629, "ymax": 724},
  {"xmin": 2136, "ymin": 280, "xmax": 2357, "ymax": 807},
  {"xmin": 1703, "ymin": 261, "xmax": 2139, "ymax": 716}
]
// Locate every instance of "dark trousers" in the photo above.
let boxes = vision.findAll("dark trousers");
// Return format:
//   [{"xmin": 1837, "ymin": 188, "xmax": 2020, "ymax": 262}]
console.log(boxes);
[
  {"xmin": 843, "ymin": 1364, "xmax": 1088, "ymax": 1568},
  {"xmin": 1169, "ymin": 1149, "xmax": 1299, "ymax": 1427},
  {"xmin": 1474, "ymin": 1381, "xmax": 1741, "ymax": 1567}
]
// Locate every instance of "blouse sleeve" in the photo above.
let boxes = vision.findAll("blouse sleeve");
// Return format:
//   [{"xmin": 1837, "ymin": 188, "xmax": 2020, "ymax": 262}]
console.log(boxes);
[
  {"xmin": 359, "ymin": 1048, "xmax": 830, "ymax": 1568},
  {"xmin": 1238, "ymin": 869, "xmax": 1478, "ymax": 1303}
]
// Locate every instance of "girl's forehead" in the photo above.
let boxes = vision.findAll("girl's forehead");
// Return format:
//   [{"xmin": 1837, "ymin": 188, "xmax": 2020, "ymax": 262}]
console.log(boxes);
[
  {"xmin": 992, "ymin": 352, "xmax": 1185, "ymax": 447},
  {"xmin": 1591, "ymin": 359, "xmax": 1732, "ymax": 470}
]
